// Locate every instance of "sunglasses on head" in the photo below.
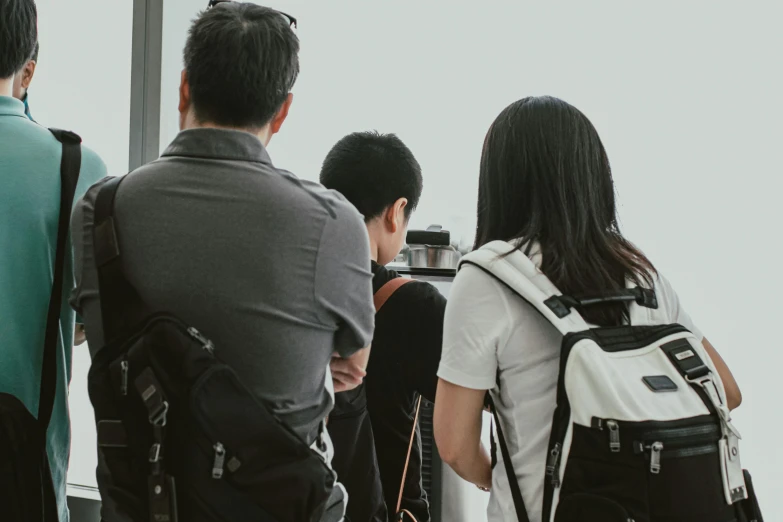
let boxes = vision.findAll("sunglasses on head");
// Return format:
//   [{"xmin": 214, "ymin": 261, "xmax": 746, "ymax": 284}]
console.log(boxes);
[{"xmin": 207, "ymin": 0, "xmax": 297, "ymax": 30}]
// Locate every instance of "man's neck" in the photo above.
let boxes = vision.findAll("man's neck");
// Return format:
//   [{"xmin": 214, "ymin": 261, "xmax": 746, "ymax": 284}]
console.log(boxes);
[
  {"xmin": 182, "ymin": 112, "xmax": 272, "ymax": 146},
  {"xmin": 0, "ymin": 77, "xmax": 14, "ymax": 97},
  {"xmin": 367, "ymin": 228, "xmax": 380, "ymax": 263}
]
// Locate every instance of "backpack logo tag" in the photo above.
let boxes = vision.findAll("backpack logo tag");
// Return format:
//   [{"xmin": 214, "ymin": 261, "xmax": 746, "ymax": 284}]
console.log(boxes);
[{"xmin": 675, "ymin": 349, "xmax": 695, "ymax": 361}]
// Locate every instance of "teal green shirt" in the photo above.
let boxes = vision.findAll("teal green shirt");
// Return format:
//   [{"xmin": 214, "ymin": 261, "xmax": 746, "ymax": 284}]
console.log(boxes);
[{"xmin": 0, "ymin": 96, "xmax": 107, "ymax": 521}]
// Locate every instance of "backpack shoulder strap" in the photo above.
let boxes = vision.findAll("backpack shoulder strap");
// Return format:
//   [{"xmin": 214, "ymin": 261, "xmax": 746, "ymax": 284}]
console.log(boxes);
[
  {"xmin": 374, "ymin": 276, "xmax": 411, "ymax": 313},
  {"xmin": 93, "ymin": 175, "xmax": 147, "ymax": 342},
  {"xmin": 459, "ymin": 241, "xmax": 590, "ymax": 335},
  {"xmin": 39, "ymin": 129, "xmax": 82, "ymax": 431}
]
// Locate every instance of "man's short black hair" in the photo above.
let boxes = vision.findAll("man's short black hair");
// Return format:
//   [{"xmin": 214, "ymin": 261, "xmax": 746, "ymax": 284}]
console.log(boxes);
[
  {"xmin": 31, "ymin": 41, "xmax": 39, "ymax": 62},
  {"xmin": 320, "ymin": 131, "xmax": 423, "ymax": 222},
  {"xmin": 184, "ymin": 2, "xmax": 299, "ymax": 129},
  {"xmin": 0, "ymin": 0, "xmax": 37, "ymax": 79}
]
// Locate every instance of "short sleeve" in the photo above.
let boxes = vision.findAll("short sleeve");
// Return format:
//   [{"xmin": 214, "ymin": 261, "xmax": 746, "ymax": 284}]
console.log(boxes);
[
  {"xmin": 314, "ymin": 200, "xmax": 374, "ymax": 358},
  {"xmin": 437, "ymin": 266, "xmax": 510, "ymax": 390},
  {"xmin": 394, "ymin": 282, "xmax": 447, "ymax": 403},
  {"xmin": 656, "ymin": 272, "xmax": 704, "ymax": 341}
]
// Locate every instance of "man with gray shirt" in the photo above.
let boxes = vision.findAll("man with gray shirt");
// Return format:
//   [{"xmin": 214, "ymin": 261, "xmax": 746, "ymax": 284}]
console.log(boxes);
[{"xmin": 71, "ymin": 2, "xmax": 374, "ymax": 520}]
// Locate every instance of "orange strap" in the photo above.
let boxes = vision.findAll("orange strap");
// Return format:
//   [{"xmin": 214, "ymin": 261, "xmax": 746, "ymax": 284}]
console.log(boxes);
[
  {"xmin": 396, "ymin": 394, "xmax": 423, "ymax": 517},
  {"xmin": 374, "ymin": 277, "xmax": 412, "ymax": 312}
]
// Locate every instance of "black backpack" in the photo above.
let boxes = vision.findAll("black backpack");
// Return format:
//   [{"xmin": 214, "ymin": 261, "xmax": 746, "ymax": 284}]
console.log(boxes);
[
  {"xmin": 0, "ymin": 129, "xmax": 82, "ymax": 522},
  {"xmin": 87, "ymin": 175, "xmax": 336, "ymax": 522}
]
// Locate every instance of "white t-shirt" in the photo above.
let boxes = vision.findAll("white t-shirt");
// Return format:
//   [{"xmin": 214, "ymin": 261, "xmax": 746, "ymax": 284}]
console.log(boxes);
[{"xmin": 437, "ymin": 247, "xmax": 703, "ymax": 522}]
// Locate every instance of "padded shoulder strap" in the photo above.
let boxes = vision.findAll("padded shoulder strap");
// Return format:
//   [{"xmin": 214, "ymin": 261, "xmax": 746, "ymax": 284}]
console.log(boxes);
[
  {"xmin": 459, "ymin": 241, "xmax": 590, "ymax": 335},
  {"xmin": 93, "ymin": 175, "xmax": 147, "ymax": 342}
]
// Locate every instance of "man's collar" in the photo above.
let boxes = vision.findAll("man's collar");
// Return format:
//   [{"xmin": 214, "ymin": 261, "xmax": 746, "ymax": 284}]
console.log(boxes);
[
  {"xmin": 0, "ymin": 95, "xmax": 28, "ymax": 118},
  {"xmin": 22, "ymin": 93, "xmax": 34, "ymax": 121},
  {"xmin": 161, "ymin": 128, "xmax": 273, "ymax": 164}
]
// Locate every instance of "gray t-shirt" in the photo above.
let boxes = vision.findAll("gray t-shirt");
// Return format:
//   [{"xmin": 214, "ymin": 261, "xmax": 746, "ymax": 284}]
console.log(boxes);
[{"xmin": 71, "ymin": 128, "xmax": 374, "ymax": 519}]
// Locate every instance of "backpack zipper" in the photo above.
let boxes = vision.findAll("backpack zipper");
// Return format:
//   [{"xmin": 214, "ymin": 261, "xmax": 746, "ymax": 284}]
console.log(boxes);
[
  {"xmin": 636, "ymin": 441, "xmax": 718, "ymax": 474},
  {"xmin": 120, "ymin": 359, "xmax": 129, "ymax": 396},
  {"xmin": 545, "ymin": 443, "xmax": 562, "ymax": 487},
  {"xmin": 592, "ymin": 417, "xmax": 621, "ymax": 452},
  {"xmin": 212, "ymin": 442, "xmax": 226, "ymax": 479},
  {"xmin": 187, "ymin": 327, "xmax": 215, "ymax": 354},
  {"xmin": 638, "ymin": 423, "xmax": 719, "ymax": 446},
  {"xmin": 649, "ymin": 442, "xmax": 663, "ymax": 474}
]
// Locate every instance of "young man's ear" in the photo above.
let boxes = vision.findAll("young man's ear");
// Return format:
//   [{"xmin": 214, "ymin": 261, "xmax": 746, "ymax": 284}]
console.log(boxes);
[
  {"xmin": 385, "ymin": 198, "xmax": 408, "ymax": 233},
  {"xmin": 21, "ymin": 60, "xmax": 36, "ymax": 90}
]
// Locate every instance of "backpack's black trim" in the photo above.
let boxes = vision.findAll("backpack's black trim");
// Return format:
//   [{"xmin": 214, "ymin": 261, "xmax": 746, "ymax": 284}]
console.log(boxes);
[{"xmin": 565, "ymin": 324, "xmax": 689, "ymax": 354}]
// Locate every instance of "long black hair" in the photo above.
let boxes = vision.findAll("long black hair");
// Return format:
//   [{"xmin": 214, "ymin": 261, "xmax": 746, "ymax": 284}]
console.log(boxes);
[{"xmin": 474, "ymin": 96, "xmax": 656, "ymax": 326}]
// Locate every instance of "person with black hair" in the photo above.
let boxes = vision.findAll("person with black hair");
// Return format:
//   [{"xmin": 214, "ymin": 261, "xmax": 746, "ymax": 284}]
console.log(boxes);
[
  {"xmin": 321, "ymin": 131, "xmax": 447, "ymax": 522},
  {"xmin": 1, "ymin": 0, "xmax": 107, "ymax": 519},
  {"xmin": 432, "ymin": 96, "xmax": 742, "ymax": 522},
  {"xmin": 72, "ymin": 3, "xmax": 373, "ymax": 521},
  {"xmin": 12, "ymin": 40, "xmax": 37, "ymax": 121}
]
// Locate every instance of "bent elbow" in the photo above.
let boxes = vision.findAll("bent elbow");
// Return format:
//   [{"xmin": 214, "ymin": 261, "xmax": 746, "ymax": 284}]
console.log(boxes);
[{"xmin": 727, "ymin": 386, "xmax": 743, "ymax": 411}]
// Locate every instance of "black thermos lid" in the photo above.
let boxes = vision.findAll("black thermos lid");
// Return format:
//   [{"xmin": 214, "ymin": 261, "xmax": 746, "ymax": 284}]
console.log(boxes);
[{"xmin": 406, "ymin": 225, "xmax": 451, "ymax": 246}]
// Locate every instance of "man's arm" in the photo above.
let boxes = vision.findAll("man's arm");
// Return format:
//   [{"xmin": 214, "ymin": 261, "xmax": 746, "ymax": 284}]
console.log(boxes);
[
  {"xmin": 74, "ymin": 323, "xmax": 86, "ymax": 346},
  {"xmin": 330, "ymin": 347, "xmax": 370, "ymax": 393},
  {"xmin": 314, "ymin": 199, "xmax": 375, "ymax": 390}
]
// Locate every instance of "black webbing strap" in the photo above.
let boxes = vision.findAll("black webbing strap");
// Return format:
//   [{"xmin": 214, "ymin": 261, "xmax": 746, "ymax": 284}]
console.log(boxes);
[
  {"xmin": 39, "ymin": 129, "xmax": 82, "ymax": 522},
  {"xmin": 39, "ymin": 129, "xmax": 82, "ymax": 430},
  {"xmin": 544, "ymin": 287, "xmax": 658, "ymax": 319},
  {"xmin": 93, "ymin": 175, "xmax": 146, "ymax": 342},
  {"xmin": 488, "ymin": 396, "xmax": 530, "ymax": 522}
]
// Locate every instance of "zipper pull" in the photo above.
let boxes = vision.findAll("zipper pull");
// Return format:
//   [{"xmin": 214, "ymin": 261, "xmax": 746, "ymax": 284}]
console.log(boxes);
[
  {"xmin": 120, "ymin": 360, "xmax": 129, "ymax": 396},
  {"xmin": 606, "ymin": 420, "xmax": 621, "ymax": 452},
  {"xmin": 545, "ymin": 443, "xmax": 562, "ymax": 487},
  {"xmin": 650, "ymin": 442, "xmax": 663, "ymax": 474},
  {"xmin": 188, "ymin": 327, "xmax": 215, "ymax": 354},
  {"xmin": 212, "ymin": 442, "xmax": 226, "ymax": 479}
]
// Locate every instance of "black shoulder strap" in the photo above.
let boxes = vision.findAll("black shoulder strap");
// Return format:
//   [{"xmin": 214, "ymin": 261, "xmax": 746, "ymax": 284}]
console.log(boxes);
[
  {"xmin": 39, "ymin": 129, "xmax": 82, "ymax": 432},
  {"xmin": 488, "ymin": 395, "xmax": 530, "ymax": 522},
  {"xmin": 92, "ymin": 175, "xmax": 147, "ymax": 343}
]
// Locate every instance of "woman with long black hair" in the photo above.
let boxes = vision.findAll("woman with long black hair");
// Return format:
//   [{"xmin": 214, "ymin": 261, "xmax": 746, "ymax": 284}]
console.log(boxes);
[{"xmin": 433, "ymin": 96, "xmax": 742, "ymax": 521}]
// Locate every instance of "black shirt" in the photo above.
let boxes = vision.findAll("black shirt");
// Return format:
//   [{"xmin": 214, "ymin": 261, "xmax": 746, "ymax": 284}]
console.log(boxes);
[{"xmin": 330, "ymin": 262, "xmax": 446, "ymax": 521}]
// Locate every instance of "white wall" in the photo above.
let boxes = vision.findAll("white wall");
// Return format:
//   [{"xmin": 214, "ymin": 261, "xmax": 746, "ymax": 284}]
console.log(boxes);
[
  {"xmin": 31, "ymin": 0, "xmax": 134, "ymax": 494},
  {"xmin": 159, "ymin": 2, "xmax": 782, "ymax": 519}
]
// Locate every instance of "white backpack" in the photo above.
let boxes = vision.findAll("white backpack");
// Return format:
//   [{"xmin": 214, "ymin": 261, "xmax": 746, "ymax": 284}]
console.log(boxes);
[{"xmin": 462, "ymin": 241, "xmax": 757, "ymax": 522}]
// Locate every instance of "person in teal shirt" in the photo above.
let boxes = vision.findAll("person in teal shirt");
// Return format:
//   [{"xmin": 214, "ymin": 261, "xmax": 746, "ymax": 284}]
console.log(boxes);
[{"xmin": 1, "ymin": 2, "xmax": 107, "ymax": 519}]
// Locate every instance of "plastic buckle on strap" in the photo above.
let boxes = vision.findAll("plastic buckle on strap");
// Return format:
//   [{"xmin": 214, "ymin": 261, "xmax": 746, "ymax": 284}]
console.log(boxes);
[
  {"xmin": 149, "ymin": 443, "xmax": 163, "ymax": 463},
  {"xmin": 149, "ymin": 401, "xmax": 169, "ymax": 427}
]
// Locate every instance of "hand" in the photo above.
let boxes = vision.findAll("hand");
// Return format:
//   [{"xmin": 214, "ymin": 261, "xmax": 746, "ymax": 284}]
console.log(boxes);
[
  {"xmin": 74, "ymin": 323, "xmax": 87, "ymax": 346},
  {"xmin": 330, "ymin": 353, "xmax": 366, "ymax": 393}
]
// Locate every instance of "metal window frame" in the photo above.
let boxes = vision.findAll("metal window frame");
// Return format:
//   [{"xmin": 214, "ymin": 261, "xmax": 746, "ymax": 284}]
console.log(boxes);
[{"xmin": 128, "ymin": 0, "xmax": 164, "ymax": 171}]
